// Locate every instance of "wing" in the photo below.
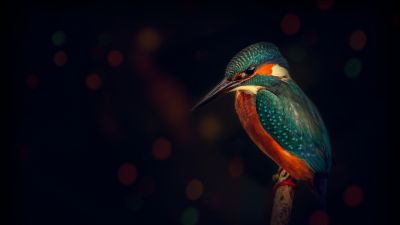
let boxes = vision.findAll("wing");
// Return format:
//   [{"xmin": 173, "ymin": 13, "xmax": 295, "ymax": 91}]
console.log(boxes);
[{"xmin": 256, "ymin": 84, "xmax": 331, "ymax": 174}]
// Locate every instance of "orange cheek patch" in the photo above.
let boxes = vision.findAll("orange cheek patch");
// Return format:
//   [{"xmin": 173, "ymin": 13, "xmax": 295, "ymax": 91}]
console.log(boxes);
[{"xmin": 255, "ymin": 63, "xmax": 274, "ymax": 76}]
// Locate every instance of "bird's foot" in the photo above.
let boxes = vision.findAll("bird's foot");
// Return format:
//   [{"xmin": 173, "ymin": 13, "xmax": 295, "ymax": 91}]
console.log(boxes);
[
  {"xmin": 272, "ymin": 169, "xmax": 296, "ymax": 194},
  {"xmin": 273, "ymin": 168, "xmax": 291, "ymax": 182}
]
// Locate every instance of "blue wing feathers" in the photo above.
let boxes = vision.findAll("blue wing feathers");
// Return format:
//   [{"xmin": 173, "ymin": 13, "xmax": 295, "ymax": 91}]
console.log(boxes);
[{"xmin": 256, "ymin": 83, "xmax": 331, "ymax": 174}]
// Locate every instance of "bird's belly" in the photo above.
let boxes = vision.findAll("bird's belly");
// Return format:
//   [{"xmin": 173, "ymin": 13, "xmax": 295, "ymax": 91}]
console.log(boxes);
[{"xmin": 234, "ymin": 91, "xmax": 314, "ymax": 181}]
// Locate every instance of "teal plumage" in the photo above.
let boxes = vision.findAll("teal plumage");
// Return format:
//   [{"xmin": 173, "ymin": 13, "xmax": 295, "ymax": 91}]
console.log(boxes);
[
  {"xmin": 226, "ymin": 42, "xmax": 332, "ymax": 174},
  {"xmin": 193, "ymin": 42, "xmax": 332, "ymax": 206},
  {"xmin": 225, "ymin": 42, "xmax": 289, "ymax": 79},
  {"xmin": 247, "ymin": 76, "xmax": 332, "ymax": 173}
]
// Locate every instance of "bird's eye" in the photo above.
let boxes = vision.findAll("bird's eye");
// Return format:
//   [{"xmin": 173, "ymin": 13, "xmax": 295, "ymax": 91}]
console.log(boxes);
[
  {"xmin": 244, "ymin": 66, "xmax": 256, "ymax": 76},
  {"xmin": 230, "ymin": 66, "xmax": 256, "ymax": 81}
]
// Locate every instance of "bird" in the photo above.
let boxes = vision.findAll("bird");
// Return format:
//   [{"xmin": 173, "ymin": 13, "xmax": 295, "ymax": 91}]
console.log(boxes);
[{"xmin": 192, "ymin": 42, "xmax": 332, "ymax": 207}]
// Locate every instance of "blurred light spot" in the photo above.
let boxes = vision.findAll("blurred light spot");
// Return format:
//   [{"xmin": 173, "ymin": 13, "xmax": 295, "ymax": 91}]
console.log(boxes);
[
  {"xmin": 287, "ymin": 44, "xmax": 307, "ymax": 62},
  {"xmin": 344, "ymin": 58, "xmax": 362, "ymax": 78},
  {"xmin": 52, "ymin": 30, "xmax": 66, "ymax": 46},
  {"xmin": 147, "ymin": 74, "xmax": 192, "ymax": 141},
  {"xmin": 86, "ymin": 73, "xmax": 102, "ymax": 91},
  {"xmin": 26, "ymin": 74, "xmax": 38, "ymax": 89},
  {"xmin": 344, "ymin": 185, "xmax": 364, "ymax": 207},
  {"xmin": 181, "ymin": 207, "xmax": 199, "ymax": 225},
  {"xmin": 137, "ymin": 27, "xmax": 161, "ymax": 52},
  {"xmin": 281, "ymin": 14, "xmax": 300, "ymax": 35},
  {"xmin": 152, "ymin": 137, "xmax": 172, "ymax": 160},
  {"xmin": 198, "ymin": 114, "xmax": 221, "ymax": 141},
  {"xmin": 117, "ymin": 162, "xmax": 138, "ymax": 186},
  {"xmin": 126, "ymin": 194, "xmax": 142, "ymax": 211},
  {"xmin": 138, "ymin": 176, "xmax": 156, "ymax": 197},
  {"xmin": 186, "ymin": 179, "xmax": 204, "ymax": 201},
  {"xmin": 309, "ymin": 210, "xmax": 329, "ymax": 225},
  {"xmin": 107, "ymin": 50, "xmax": 124, "ymax": 67},
  {"xmin": 228, "ymin": 157, "xmax": 244, "ymax": 178},
  {"xmin": 98, "ymin": 33, "xmax": 112, "ymax": 45},
  {"xmin": 53, "ymin": 51, "xmax": 67, "ymax": 67},
  {"xmin": 316, "ymin": 0, "xmax": 334, "ymax": 10},
  {"xmin": 349, "ymin": 30, "xmax": 367, "ymax": 51}
]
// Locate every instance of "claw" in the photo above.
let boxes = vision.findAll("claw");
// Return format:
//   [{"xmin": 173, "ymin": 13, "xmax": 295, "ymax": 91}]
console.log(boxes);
[
  {"xmin": 277, "ymin": 169, "xmax": 290, "ymax": 182},
  {"xmin": 272, "ymin": 169, "xmax": 297, "ymax": 194}
]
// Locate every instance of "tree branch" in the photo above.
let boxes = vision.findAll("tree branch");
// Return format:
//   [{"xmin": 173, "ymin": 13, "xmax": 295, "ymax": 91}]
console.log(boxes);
[{"xmin": 270, "ymin": 169, "xmax": 295, "ymax": 225}]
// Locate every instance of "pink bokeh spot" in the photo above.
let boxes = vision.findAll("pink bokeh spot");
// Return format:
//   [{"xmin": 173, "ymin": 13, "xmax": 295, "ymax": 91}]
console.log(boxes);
[{"xmin": 118, "ymin": 162, "xmax": 138, "ymax": 186}]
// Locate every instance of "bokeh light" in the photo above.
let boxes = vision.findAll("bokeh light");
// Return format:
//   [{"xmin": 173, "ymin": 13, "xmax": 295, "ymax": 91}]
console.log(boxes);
[
  {"xmin": 53, "ymin": 51, "xmax": 68, "ymax": 67},
  {"xmin": 344, "ymin": 58, "xmax": 362, "ymax": 78},
  {"xmin": 198, "ymin": 114, "xmax": 221, "ymax": 141},
  {"xmin": 227, "ymin": 157, "xmax": 244, "ymax": 178},
  {"xmin": 309, "ymin": 210, "xmax": 329, "ymax": 225},
  {"xmin": 186, "ymin": 179, "xmax": 204, "ymax": 201},
  {"xmin": 316, "ymin": 0, "xmax": 334, "ymax": 10},
  {"xmin": 281, "ymin": 14, "xmax": 301, "ymax": 35},
  {"xmin": 349, "ymin": 29, "xmax": 367, "ymax": 51},
  {"xmin": 137, "ymin": 27, "xmax": 161, "ymax": 52},
  {"xmin": 125, "ymin": 194, "xmax": 142, "ymax": 211},
  {"xmin": 52, "ymin": 30, "xmax": 66, "ymax": 46},
  {"xmin": 86, "ymin": 73, "xmax": 102, "ymax": 91},
  {"xmin": 107, "ymin": 50, "xmax": 124, "ymax": 67},
  {"xmin": 26, "ymin": 74, "xmax": 38, "ymax": 89},
  {"xmin": 117, "ymin": 162, "xmax": 138, "ymax": 186},
  {"xmin": 344, "ymin": 185, "xmax": 364, "ymax": 207},
  {"xmin": 181, "ymin": 207, "xmax": 199, "ymax": 225},
  {"xmin": 12, "ymin": 4, "xmax": 391, "ymax": 225},
  {"xmin": 152, "ymin": 137, "xmax": 172, "ymax": 160}
]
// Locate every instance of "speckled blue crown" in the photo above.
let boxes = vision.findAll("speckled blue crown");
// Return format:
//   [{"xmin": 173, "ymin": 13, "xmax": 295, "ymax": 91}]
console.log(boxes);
[{"xmin": 225, "ymin": 42, "xmax": 289, "ymax": 79}]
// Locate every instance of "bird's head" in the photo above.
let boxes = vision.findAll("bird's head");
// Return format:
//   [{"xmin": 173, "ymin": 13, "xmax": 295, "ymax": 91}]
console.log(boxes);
[{"xmin": 193, "ymin": 42, "xmax": 290, "ymax": 110}]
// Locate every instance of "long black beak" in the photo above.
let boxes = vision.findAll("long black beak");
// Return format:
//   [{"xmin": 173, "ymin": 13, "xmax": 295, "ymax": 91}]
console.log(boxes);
[{"xmin": 192, "ymin": 78, "xmax": 240, "ymax": 111}]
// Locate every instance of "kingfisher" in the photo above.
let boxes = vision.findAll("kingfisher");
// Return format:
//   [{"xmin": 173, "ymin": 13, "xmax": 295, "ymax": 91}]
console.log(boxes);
[{"xmin": 193, "ymin": 42, "xmax": 332, "ymax": 207}]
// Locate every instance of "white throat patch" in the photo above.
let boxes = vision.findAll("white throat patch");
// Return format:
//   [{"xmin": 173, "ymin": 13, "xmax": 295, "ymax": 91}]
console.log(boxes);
[
  {"xmin": 271, "ymin": 64, "xmax": 289, "ymax": 78},
  {"xmin": 231, "ymin": 85, "xmax": 263, "ymax": 94}
]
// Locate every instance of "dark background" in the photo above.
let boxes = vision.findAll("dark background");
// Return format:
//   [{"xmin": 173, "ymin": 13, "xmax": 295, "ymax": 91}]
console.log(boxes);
[{"xmin": 8, "ymin": 1, "xmax": 396, "ymax": 225}]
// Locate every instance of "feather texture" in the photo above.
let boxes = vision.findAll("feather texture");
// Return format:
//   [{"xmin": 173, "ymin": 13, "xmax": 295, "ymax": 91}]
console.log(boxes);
[
  {"xmin": 225, "ymin": 42, "xmax": 289, "ymax": 79},
  {"xmin": 249, "ymin": 75, "xmax": 331, "ymax": 173}
]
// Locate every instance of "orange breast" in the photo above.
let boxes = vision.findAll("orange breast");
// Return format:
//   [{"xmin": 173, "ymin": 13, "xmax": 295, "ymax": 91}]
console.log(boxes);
[{"xmin": 234, "ymin": 91, "xmax": 314, "ymax": 181}]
